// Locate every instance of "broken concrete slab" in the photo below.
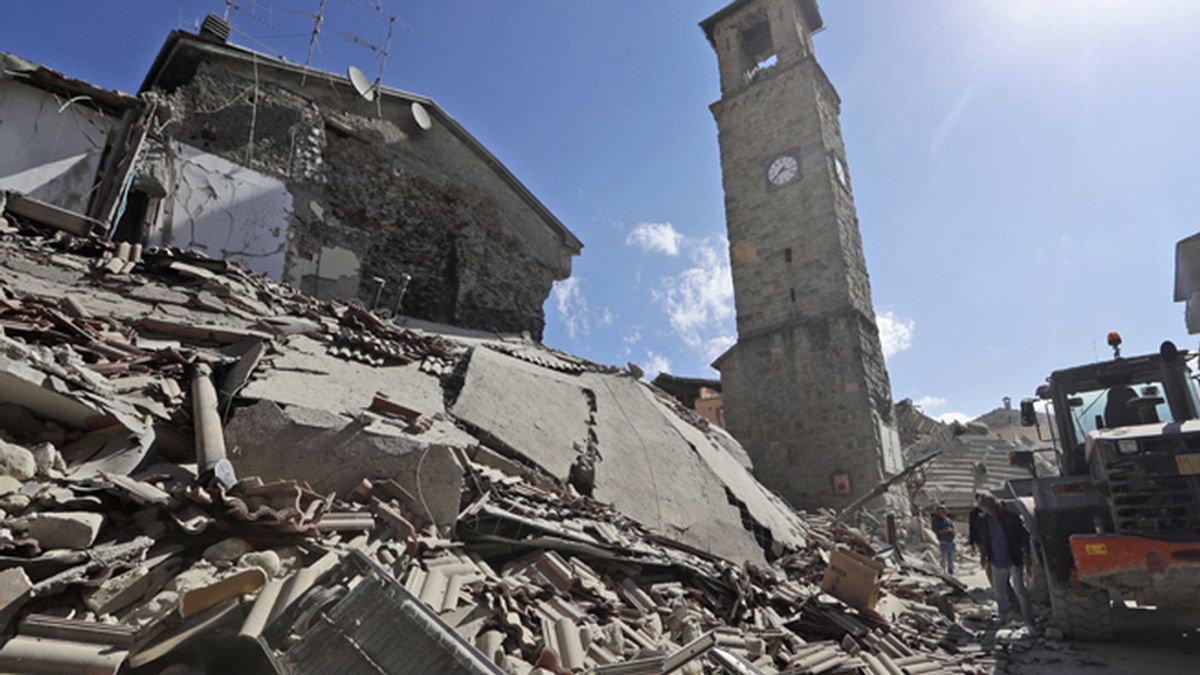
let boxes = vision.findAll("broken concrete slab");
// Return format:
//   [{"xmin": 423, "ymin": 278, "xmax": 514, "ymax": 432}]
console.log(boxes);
[
  {"xmin": 225, "ymin": 400, "xmax": 471, "ymax": 527},
  {"xmin": 451, "ymin": 347, "xmax": 769, "ymax": 564},
  {"xmin": 240, "ymin": 335, "xmax": 446, "ymax": 418},
  {"xmin": 450, "ymin": 346, "xmax": 590, "ymax": 479},
  {"xmin": 0, "ymin": 354, "xmax": 114, "ymax": 429},
  {"xmin": 656, "ymin": 395, "xmax": 809, "ymax": 553},
  {"xmin": 24, "ymin": 511, "xmax": 104, "ymax": 549},
  {"xmin": 179, "ymin": 567, "xmax": 266, "ymax": 618},
  {"xmin": 585, "ymin": 374, "xmax": 766, "ymax": 564},
  {"xmin": 83, "ymin": 550, "xmax": 180, "ymax": 616}
]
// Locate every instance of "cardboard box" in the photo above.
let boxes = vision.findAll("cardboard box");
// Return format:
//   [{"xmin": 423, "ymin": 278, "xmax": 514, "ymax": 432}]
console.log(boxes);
[{"xmin": 820, "ymin": 546, "xmax": 885, "ymax": 611}]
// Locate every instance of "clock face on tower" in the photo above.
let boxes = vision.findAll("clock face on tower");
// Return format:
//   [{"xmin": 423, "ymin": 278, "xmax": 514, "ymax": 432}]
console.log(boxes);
[{"xmin": 766, "ymin": 153, "xmax": 800, "ymax": 188}]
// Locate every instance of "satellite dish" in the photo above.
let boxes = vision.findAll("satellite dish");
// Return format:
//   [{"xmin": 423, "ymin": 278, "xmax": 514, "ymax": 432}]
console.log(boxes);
[
  {"xmin": 348, "ymin": 66, "xmax": 376, "ymax": 102},
  {"xmin": 398, "ymin": 102, "xmax": 433, "ymax": 135},
  {"xmin": 410, "ymin": 102, "xmax": 432, "ymax": 132}
]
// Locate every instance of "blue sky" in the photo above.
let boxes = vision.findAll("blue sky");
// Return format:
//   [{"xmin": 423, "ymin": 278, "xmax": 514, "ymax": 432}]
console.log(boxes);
[{"xmin": 4, "ymin": 1, "xmax": 1200, "ymax": 422}]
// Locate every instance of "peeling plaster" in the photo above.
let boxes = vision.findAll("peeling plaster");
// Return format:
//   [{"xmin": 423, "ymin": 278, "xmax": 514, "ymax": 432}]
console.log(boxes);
[{"xmin": 152, "ymin": 142, "xmax": 292, "ymax": 279}]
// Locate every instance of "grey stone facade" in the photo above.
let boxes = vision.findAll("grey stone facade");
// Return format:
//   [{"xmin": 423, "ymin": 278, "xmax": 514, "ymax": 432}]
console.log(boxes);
[
  {"xmin": 703, "ymin": 0, "xmax": 902, "ymax": 510},
  {"xmin": 133, "ymin": 31, "xmax": 580, "ymax": 339}
]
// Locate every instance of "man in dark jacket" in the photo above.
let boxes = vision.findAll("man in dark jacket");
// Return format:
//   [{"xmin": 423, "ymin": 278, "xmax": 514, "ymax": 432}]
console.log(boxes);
[
  {"xmin": 932, "ymin": 505, "xmax": 956, "ymax": 574},
  {"xmin": 967, "ymin": 494, "xmax": 991, "ymax": 583},
  {"xmin": 979, "ymin": 496, "xmax": 1037, "ymax": 634}
]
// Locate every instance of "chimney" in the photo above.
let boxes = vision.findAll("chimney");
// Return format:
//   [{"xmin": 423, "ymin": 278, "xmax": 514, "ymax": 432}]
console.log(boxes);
[{"xmin": 200, "ymin": 14, "xmax": 232, "ymax": 43}]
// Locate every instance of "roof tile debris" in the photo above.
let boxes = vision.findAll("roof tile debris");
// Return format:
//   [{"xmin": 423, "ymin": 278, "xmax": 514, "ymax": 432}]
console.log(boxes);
[{"xmin": 0, "ymin": 201, "xmax": 1011, "ymax": 672}]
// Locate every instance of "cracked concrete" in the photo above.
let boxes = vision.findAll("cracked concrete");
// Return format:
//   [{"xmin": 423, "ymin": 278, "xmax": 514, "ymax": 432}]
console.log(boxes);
[{"xmin": 450, "ymin": 346, "xmax": 809, "ymax": 564}]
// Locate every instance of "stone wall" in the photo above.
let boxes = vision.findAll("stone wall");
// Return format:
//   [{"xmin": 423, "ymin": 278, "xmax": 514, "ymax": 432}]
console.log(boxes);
[
  {"xmin": 719, "ymin": 312, "xmax": 890, "ymax": 509},
  {"xmin": 707, "ymin": 0, "xmax": 901, "ymax": 510},
  {"xmin": 151, "ymin": 59, "xmax": 574, "ymax": 337}
]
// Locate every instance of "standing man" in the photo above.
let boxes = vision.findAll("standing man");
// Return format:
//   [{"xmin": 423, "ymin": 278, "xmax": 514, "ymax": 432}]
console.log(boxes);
[
  {"xmin": 967, "ymin": 494, "xmax": 992, "ymax": 583},
  {"xmin": 979, "ymin": 496, "xmax": 1038, "ymax": 635},
  {"xmin": 932, "ymin": 505, "xmax": 956, "ymax": 574}
]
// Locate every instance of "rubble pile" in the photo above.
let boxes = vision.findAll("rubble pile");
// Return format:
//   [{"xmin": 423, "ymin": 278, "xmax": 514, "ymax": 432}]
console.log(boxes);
[{"xmin": 0, "ymin": 212, "xmax": 998, "ymax": 673}]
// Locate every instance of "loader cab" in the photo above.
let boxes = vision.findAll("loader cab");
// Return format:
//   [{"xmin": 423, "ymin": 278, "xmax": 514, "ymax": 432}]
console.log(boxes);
[{"xmin": 1026, "ymin": 340, "xmax": 1200, "ymax": 476}]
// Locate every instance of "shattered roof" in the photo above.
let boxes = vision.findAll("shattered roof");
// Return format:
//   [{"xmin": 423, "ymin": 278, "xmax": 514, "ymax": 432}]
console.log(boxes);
[
  {"xmin": 0, "ymin": 203, "xmax": 1002, "ymax": 674},
  {"xmin": 138, "ymin": 30, "xmax": 582, "ymax": 255},
  {"xmin": 652, "ymin": 372, "xmax": 721, "ymax": 391},
  {"xmin": 0, "ymin": 52, "xmax": 140, "ymax": 115}
]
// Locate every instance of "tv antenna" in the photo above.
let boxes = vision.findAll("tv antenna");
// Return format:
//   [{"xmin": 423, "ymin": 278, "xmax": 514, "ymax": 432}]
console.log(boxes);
[
  {"xmin": 342, "ymin": 1, "xmax": 415, "ymax": 102},
  {"xmin": 286, "ymin": 0, "xmax": 329, "ymax": 85}
]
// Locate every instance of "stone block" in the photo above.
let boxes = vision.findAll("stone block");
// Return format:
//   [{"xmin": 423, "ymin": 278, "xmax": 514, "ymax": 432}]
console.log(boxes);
[
  {"xmin": 0, "ymin": 568, "xmax": 31, "ymax": 629},
  {"xmin": 30, "ymin": 442, "xmax": 65, "ymax": 477},
  {"xmin": 0, "ymin": 440, "xmax": 35, "ymax": 480},
  {"xmin": 25, "ymin": 511, "xmax": 104, "ymax": 549}
]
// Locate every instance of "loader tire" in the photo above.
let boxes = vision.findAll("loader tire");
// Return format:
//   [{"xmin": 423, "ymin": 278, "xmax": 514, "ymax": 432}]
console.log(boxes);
[{"xmin": 1048, "ymin": 580, "xmax": 1114, "ymax": 641}]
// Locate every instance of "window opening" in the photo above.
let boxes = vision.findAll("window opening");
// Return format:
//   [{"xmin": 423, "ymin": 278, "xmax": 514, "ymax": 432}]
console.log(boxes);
[{"xmin": 741, "ymin": 19, "xmax": 777, "ymax": 82}]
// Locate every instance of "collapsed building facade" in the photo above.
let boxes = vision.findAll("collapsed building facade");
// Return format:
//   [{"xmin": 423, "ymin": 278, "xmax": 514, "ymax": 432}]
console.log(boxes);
[{"xmin": 1, "ymin": 19, "xmax": 581, "ymax": 338}]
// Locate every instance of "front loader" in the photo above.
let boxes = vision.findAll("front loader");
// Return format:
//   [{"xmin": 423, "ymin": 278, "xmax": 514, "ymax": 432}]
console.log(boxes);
[{"xmin": 1000, "ymin": 335, "xmax": 1200, "ymax": 640}]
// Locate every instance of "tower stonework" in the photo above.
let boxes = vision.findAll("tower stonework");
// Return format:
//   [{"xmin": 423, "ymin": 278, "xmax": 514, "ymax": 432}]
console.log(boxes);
[{"xmin": 702, "ymin": 0, "xmax": 903, "ymax": 510}]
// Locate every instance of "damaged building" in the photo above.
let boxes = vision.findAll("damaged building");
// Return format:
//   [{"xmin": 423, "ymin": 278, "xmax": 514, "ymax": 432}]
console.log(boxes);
[
  {"xmin": 703, "ymin": 0, "xmax": 905, "ymax": 511},
  {"xmin": 0, "ymin": 9, "xmax": 1051, "ymax": 675},
  {"xmin": 652, "ymin": 372, "xmax": 727, "ymax": 430},
  {"xmin": 1, "ymin": 17, "xmax": 581, "ymax": 338},
  {"xmin": 894, "ymin": 400, "xmax": 1058, "ymax": 514}
]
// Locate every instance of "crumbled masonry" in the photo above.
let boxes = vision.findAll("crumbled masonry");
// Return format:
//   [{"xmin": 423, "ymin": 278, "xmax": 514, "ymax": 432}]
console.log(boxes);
[
  {"xmin": 0, "ymin": 199, "xmax": 1043, "ymax": 673},
  {"xmin": 0, "ymin": 6, "xmax": 1085, "ymax": 672}
]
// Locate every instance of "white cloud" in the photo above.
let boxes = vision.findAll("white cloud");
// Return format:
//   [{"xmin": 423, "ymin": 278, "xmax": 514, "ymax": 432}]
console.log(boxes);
[
  {"xmin": 643, "ymin": 350, "xmax": 671, "ymax": 380},
  {"xmin": 914, "ymin": 395, "xmax": 947, "ymax": 411},
  {"xmin": 654, "ymin": 236, "xmax": 735, "ymax": 358},
  {"xmin": 552, "ymin": 277, "xmax": 590, "ymax": 339},
  {"xmin": 622, "ymin": 328, "xmax": 643, "ymax": 356},
  {"xmin": 598, "ymin": 306, "xmax": 615, "ymax": 328},
  {"xmin": 705, "ymin": 334, "xmax": 736, "ymax": 361},
  {"xmin": 626, "ymin": 222, "xmax": 684, "ymax": 256},
  {"xmin": 936, "ymin": 412, "xmax": 973, "ymax": 425},
  {"xmin": 877, "ymin": 311, "xmax": 915, "ymax": 359}
]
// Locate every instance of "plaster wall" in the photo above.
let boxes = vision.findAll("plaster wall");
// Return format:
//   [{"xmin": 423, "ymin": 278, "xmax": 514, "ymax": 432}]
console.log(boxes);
[
  {"xmin": 152, "ymin": 142, "xmax": 292, "ymax": 279},
  {"xmin": 0, "ymin": 79, "xmax": 112, "ymax": 213}
]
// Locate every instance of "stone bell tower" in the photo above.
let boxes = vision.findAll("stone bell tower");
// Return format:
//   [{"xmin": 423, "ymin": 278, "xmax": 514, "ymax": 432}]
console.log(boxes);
[{"xmin": 701, "ymin": 0, "xmax": 903, "ymax": 510}]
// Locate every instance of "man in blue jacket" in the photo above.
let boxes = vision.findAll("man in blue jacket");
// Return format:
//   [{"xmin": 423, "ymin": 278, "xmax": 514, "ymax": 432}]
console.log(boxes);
[
  {"xmin": 932, "ymin": 505, "xmax": 956, "ymax": 574},
  {"xmin": 979, "ymin": 496, "xmax": 1038, "ymax": 635}
]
